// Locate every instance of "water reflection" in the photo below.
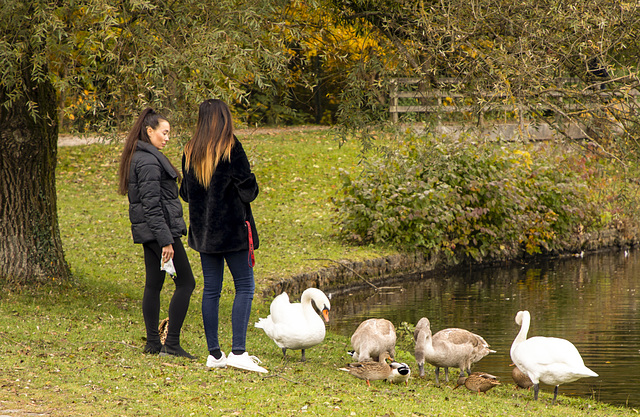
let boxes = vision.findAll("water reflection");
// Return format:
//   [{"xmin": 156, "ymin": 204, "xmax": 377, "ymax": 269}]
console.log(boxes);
[{"xmin": 328, "ymin": 249, "xmax": 640, "ymax": 408}]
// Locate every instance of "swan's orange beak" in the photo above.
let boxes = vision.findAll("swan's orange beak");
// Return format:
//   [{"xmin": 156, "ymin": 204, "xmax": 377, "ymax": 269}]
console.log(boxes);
[{"xmin": 322, "ymin": 308, "xmax": 330, "ymax": 323}]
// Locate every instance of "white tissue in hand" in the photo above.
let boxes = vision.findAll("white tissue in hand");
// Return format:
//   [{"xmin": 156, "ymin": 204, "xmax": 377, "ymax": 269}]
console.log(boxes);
[{"xmin": 161, "ymin": 259, "xmax": 176, "ymax": 276}]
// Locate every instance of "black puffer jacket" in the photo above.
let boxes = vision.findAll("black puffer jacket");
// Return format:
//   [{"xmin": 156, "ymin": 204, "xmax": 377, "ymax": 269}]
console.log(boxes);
[
  {"xmin": 128, "ymin": 141, "xmax": 187, "ymax": 247},
  {"xmin": 180, "ymin": 138, "xmax": 259, "ymax": 254}
]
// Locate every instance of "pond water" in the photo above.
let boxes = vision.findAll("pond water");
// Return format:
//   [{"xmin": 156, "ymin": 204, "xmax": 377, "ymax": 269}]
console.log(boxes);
[{"xmin": 327, "ymin": 249, "xmax": 640, "ymax": 408}]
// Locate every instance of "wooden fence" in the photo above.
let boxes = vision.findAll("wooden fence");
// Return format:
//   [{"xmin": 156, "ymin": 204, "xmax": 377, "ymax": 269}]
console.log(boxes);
[{"xmin": 388, "ymin": 77, "xmax": 631, "ymax": 124}]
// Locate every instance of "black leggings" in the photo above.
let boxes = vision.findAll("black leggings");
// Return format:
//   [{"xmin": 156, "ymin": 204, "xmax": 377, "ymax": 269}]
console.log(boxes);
[{"xmin": 142, "ymin": 239, "xmax": 195, "ymax": 346}]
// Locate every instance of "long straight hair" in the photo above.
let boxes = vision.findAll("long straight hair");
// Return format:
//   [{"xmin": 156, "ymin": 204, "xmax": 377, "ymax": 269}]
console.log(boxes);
[
  {"xmin": 183, "ymin": 99, "xmax": 235, "ymax": 189},
  {"xmin": 117, "ymin": 108, "xmax": 179, "ymax": 195}
]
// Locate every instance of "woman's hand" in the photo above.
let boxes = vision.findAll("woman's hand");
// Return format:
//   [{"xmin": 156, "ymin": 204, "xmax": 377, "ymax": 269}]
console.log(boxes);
[{"xmin": 162, "ymin": 244, "xmax": 174, "ymax": 263}]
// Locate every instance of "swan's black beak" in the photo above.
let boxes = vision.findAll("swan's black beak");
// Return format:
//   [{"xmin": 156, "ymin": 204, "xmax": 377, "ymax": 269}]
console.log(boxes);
[{"xmin": 322, "ymin": 307, "xmax": 329, "ymax": 323}]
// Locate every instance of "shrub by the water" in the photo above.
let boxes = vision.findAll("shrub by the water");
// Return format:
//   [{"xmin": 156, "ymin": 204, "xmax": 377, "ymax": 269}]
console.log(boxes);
[{"xmin": 334, "ymin": 133, "xmax": 625, "ymax": 263}]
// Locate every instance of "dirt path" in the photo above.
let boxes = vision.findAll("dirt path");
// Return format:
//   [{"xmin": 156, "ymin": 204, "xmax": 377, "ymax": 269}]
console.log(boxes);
[{"xmin": 58, "ymin": 125, "xmax": 331, "ymax": 146}]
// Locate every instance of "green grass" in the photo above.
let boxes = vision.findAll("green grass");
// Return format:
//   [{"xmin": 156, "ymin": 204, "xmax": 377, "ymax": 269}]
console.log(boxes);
[{"xmin": 0, "ymin": 129, "xmax": 636, "ymax": 416}]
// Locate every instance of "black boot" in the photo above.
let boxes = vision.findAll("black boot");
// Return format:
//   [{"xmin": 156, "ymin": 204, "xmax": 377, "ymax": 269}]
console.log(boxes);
[
  {"xmin": 161, "ymin": 327, "xmax": 195, "ymax": 359},
  {"xmin": 144, "ymin": 341, "xmax": 162, "ymax": 354},
  {"xmin": 143, "ymin": 323, "xmax": 162, "ymax": 354},
  {"xmin": 160, "ymin": 343, "xmax": 196, "ymax": 359}
]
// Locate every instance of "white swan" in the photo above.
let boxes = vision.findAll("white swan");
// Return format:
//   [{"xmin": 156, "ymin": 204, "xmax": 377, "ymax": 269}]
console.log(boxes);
[
  {"xmin": 255, "ymin": 288, "xmax": 330, "ymax": 361},
  {"xmin": 510, "ymin": 310, "xmax": 598, "ymax": 404},
  {"xmin": 350, "ymin": 318, "xmax": 397, "ymax": 362},
  {"xmin": 414, "ymin": 317, "xmax": 495, "ymax": 385}
]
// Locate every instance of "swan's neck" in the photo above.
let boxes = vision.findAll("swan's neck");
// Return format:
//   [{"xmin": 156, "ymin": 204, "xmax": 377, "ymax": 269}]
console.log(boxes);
[
  {"xmin": 512, "ymin": 314, "xmax": 530, "ymax": 347},
  {"xmin": 301, "ymin": 293, "xmax": 320, "ymax": 317},
  {"xmin": 418, "ymin": 327, "xmax": 434, "ymax": 353}
]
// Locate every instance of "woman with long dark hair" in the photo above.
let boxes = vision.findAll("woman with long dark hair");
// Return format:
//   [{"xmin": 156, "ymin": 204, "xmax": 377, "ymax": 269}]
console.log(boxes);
[
  {"xmin": 118, "ymin": 108, "xmax": 196, "ymax": 358},
  {"xmin": 180, "ymin": 99, "xmax": 266, "ymax": 372}
]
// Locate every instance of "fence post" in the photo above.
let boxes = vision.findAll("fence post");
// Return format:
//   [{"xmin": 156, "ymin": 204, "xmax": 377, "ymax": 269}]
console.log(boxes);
[{"xmin": 391, "ymin": 79, "xmax": 398, "ymax": 123}]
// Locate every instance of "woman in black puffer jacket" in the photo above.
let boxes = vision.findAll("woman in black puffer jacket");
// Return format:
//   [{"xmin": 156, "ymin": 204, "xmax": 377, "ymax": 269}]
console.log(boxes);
[{"xmin": 118, "ymin": 108, "xmax": 196, "ymax": 358}]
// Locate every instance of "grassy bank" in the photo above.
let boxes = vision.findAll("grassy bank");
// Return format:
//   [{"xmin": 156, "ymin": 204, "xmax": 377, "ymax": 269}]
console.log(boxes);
[{"xmin": 1, "ymin": 129, "xmax": 637, "ymax": 416}]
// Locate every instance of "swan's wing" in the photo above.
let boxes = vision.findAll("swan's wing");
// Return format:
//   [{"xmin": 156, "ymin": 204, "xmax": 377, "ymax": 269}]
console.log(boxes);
[
  {"xmin": 269, "ymin": 292, "xmax": 310, "ymax": 325},
  {"xmin": 467, "ymin": 332, "xmax": 496, "ymax": 362},
  {"xmin": 254, "ymin": 293, "xmax": 291, "ymax": 330},
  {"xmin": 436, "ymin": 328, "xmax": 493, "ymax": 351},
  {"xmin": 273, "ymin": 303, "xmax": 303, "ymax": 324},
  {"xmin": 469, "ymin": 333, "xmax": 492, "ymax": 350},
  {"xmin": 435, "ymin": 328, "xmax": 466, "ymax": 343},
  {"xmin": 375, "ymin": 319, "xmax": 397, "ymax": 342},
  {"xmin": 269, "ymin": 292, "xmax": 291, "ymax": 317},
  {"xmin": 520, "ymin": 337, "xmax": 582, "ymax": 364},
  {"xmin": 351, "ymin": 319, "xmax": 397, "ymax": 360},
  {"xmin": 254, "ymin": 293, "xmax": 295, "ymax": 348},
  {"xmin": 434, "ymin": 328, "xmax": 478, "ymax": 351},
  {"xmin": 432, "ymin": 328, "xmax": 490, "ymax": 368}
]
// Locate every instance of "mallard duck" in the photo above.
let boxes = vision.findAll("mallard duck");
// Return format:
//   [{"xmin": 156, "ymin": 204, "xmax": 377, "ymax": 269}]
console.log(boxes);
[
  {"xmin": 350, "ymin": 318, "xmax": 397, "ymax": 362},
  {"xmin": 510, "ymin": 310, "xmax": 598, "ymax": 404},
  {"xmin": 255, "ymin": 288, "xmax": 331, "ymax": 361},
  {"xmin": 455, "ymin": 372, "xmax": 501, "ymax": 393},
  {"xmin": 511, "ymin": 363, "xmax": 533, "ymax": 389},
  {"xmin": 414, "ymin": 317, "xmax": 496, "ymax": 385},
  {"xmin": 340, "ymin": 352, "xmax": 393, "ymax": 386},
  {"xmin": 387, "ymin": 361, "xmax": 411, "ymax": 385}
]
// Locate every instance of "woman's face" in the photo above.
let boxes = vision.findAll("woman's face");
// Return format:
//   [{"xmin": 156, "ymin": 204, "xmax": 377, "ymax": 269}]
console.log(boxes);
[{"xmin": 147, "ymin": 120, "xmax": 170, "ymax": 150}]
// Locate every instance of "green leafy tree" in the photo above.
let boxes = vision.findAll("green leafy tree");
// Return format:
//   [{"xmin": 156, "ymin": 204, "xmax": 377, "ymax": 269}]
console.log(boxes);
[
  {"xmin": 0, "ymin": 0, "xmax": 290, "ymax": 284},
  {"xmin": 329, "ymin": 0, "xmax": 640, "ymax": 160}
]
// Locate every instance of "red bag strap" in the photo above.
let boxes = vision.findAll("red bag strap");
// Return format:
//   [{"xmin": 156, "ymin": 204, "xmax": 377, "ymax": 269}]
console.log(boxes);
[{"xmin": 246, "ymin": 221, "xmax": 255, "ymax": 267}]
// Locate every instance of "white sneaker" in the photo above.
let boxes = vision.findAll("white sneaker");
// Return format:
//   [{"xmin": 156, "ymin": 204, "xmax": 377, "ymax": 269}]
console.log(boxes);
[
  {"xmin": 227, "ymin": 352, "xmax": 268, "ymax": 373},
  {"xmin": 206, "ymin": 352, "xmax": 227, "ymax": 369}
]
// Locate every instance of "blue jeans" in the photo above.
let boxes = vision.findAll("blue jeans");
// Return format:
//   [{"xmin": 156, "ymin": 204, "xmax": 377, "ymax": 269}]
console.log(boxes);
[{"xmin": 200, "ymin": 250, "xmax": 255, "ymax": 353}]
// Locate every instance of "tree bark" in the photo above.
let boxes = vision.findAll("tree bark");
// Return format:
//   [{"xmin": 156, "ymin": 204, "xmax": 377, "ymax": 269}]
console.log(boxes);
[{"xmin": 0, "ymin": 63, "xmax": 71, "ymax": 285}]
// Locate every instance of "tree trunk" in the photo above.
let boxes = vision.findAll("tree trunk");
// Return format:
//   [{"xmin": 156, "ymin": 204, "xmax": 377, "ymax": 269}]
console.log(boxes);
[{"xmin": 0, "ymin": 65, "xmax": 71, "ymax": 285}]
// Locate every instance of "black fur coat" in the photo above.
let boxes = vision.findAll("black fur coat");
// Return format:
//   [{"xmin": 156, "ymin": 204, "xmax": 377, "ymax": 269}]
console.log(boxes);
[{"xmin": 179, "ymin": 138, "xmax": 259, "ymax": 254}]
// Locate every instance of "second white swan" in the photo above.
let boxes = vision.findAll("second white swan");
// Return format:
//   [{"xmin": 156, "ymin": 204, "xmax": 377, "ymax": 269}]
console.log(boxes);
[{"xmin": 510, "ymin": 310, "xmax": 598, "ymax": 404}]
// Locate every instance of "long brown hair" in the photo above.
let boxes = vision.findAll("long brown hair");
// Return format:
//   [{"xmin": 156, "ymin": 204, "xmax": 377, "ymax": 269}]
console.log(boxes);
[
  {"xmin": 117, "ymin": 108, "xmax": 179, "ymax": 195},
  {"xmin": 183, "ymin": 99, "xmax": 235, "ymax": 188}
]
